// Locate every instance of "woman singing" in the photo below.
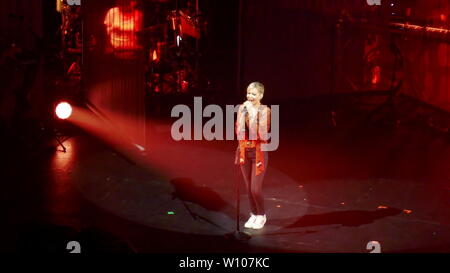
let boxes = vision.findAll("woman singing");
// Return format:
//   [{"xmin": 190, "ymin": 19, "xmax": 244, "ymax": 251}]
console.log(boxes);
[{"xmin": 235, "ymin": 82, "xmax": 271, "ymax": 229}]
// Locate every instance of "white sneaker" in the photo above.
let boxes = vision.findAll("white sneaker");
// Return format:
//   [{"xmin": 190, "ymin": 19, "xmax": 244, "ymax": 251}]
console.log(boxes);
[
  {"xmin": 244, "ymin": 213, "xmax": 257, "ymax": 228},
  {"xmin": 252, "ymin": 215, "xmax": 267, "ymax": 229}
]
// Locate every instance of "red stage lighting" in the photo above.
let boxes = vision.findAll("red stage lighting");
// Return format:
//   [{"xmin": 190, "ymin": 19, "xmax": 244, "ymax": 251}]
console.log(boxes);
[{"xmin": 55, "ymin": 102, "xmax": 72, "ymax": 119}]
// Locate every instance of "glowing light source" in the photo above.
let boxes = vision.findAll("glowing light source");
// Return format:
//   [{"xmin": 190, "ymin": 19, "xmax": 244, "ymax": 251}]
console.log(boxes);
[
  {"xmin": 167, "ymin": 211, "xmax": 175, "ymax": 215},
  {"xmin": 56, "ymin": 0, "xmax": 62, "ymax": 12},
  {"xmin": 56, "ymin": 102, "xmax": 73, "ymax": 119},
  {"xmin": 371, "ymin": 66, "xmax": 381, "ymax": 85},
  {"xmin": 104, "ymin": 6, "xmax": 143, "ymax": 51},
  {"xmin": 181, "ymin": 80, "xmax": 189, "ymax": 92}
]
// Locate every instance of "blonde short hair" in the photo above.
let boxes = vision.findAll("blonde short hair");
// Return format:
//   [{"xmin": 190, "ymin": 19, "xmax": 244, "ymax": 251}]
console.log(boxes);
[{"xmin": 247, "ymin": 82, "xmax": 264, "ymax": 95}]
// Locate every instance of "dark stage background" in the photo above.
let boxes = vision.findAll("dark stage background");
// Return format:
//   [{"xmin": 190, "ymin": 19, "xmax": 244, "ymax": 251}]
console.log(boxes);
[
  {"xmin": 240, "ymin": 0, "xmax": 450, "ymax": 113},
  {"xmin": 3, "ymin": 0, "xmax": 450, "ymax": 134}
]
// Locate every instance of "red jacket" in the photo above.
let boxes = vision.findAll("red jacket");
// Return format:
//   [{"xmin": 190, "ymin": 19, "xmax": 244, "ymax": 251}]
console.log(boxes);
[{"xmin": 235, "ymin": 104, "xmax": 271, "ymax": 176}]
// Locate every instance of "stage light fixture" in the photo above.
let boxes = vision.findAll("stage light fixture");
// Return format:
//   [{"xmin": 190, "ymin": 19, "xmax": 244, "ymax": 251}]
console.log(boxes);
[{"xmin": 55, "ymin": 101, "xmax": 73, "ymax": 119}]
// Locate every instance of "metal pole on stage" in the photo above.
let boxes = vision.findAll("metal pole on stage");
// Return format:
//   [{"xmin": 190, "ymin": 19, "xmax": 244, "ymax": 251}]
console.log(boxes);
[
  {"xmin": 195, "ymin": 0, "xmax": 200, "ymax": 74},
  {"xmin": 224, "ymin": 164, "xmax": 251, "ymax": 241},
  {"xmin": 329, "ymin": 12, "xmax": 342, "ymax": 128},
  {"xmin": 225, "ymin": 0, "xmax": 251, "ymax": 241}
]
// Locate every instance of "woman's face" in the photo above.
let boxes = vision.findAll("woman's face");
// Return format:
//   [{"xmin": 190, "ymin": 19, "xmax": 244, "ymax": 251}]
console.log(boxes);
[{"xmin": 247, "ymin": 88, "xmax": 263, "ymax": 104}]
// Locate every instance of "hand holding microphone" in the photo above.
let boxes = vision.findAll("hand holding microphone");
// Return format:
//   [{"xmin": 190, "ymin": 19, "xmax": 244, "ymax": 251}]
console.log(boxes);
[{"xmin": 243, "ymin": 100, "xmax": 252, "ymax": 113}]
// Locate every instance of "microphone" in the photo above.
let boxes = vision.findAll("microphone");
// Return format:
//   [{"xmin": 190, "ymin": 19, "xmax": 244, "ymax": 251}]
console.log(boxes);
[{"xmin": 242, "ymin": 101, "xmax": 250, "ymax": 113}]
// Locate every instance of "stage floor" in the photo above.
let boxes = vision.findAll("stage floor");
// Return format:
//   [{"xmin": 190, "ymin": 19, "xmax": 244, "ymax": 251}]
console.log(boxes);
[{"xmin": 4, "ymin": 96, "xmax": 450, "ymax": 253}]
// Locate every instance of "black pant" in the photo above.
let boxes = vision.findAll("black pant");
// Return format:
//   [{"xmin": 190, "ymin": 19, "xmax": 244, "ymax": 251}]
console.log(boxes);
[{"xmin": 240, "ymin": 148, "xmax": 268, "ymax": 215}]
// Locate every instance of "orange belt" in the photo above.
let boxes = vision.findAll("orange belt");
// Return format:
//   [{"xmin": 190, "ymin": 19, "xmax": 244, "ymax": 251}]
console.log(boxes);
[
  {"xmin": 238, "ymin": 140, "xmax": 265, "ymax": 176},
  {"xmin": 242, "ymin": 141, "xmax": 256, "ymax": 148}
]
